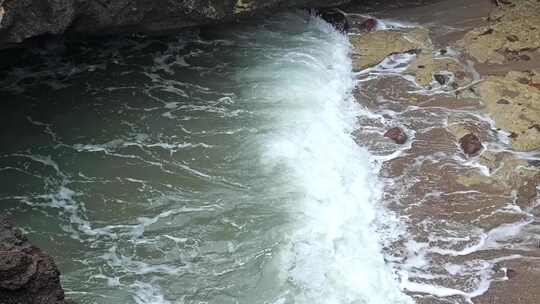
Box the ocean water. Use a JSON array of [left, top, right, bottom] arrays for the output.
[[0, 13, 410, 304]]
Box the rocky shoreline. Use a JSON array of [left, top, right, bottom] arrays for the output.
[[345, 0, 540, 302], [0, 218, 70, 304], [0, 0, 349, 49], [0, 0, 539, 303]]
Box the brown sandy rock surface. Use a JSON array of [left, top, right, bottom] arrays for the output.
[[478, 71, 540, 151], [457, 0, 540, 64], [350, 27, 431, 70]]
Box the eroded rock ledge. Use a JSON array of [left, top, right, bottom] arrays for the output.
[[0, 218, 70, 304], [0, 0, 349, 49]]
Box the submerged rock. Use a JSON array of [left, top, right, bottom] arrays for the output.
[[384, 127, 408, 144], [459, 133, 483, 156], [0, 0, 350, 49], [0, 218, 69, 304]]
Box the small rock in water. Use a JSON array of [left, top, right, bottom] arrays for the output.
[[459, 133, 483, 156], [359, 18, 377, 32], [318, 9, 349, 32], [434, 73, 450, 85], [506, 268, 517, 279], [384, 127, 408, 144]]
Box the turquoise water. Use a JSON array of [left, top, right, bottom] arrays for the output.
[[0, 13, 410, 304]]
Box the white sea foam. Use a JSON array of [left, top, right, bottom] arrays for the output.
[[248, 14, 412, 304]]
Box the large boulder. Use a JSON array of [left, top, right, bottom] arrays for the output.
[[0, 0, 350, 49], [0, 218, 69, 304]]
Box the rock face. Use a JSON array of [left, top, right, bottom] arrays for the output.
[[0, 218, 69, 304], [0, 0, 349, 49]]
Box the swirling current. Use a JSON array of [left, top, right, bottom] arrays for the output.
[[0, 13, 410, 304]]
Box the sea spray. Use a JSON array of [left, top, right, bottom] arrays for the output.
[[0, 11, 412, 304], [238, 13, 413, 304]]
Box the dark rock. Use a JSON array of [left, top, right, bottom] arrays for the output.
[[529, 160, 540, 167], [479, 28, 494, 36], [517, 77, 530, 84], [434, 73, 450, 85], [358, 18, 377, 32], [0, 0, 350, 49], [384, 127, 408, 144], [506, 35, 519, 42], [530, 124, 540, 132], [0, 218, 69, 304], [459, 133, 483, 156], [318, 8, 349, 32], [506, 268, 517, 279], [497, 98, 510, 104]]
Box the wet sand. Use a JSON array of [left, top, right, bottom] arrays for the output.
[[344, 0, 540, 303]]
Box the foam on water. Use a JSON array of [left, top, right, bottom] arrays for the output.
[[1, 12, 417, 304], [240, 14, 412, 304]]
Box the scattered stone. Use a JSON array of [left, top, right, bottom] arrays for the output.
[[0, 218, 70, 304], [358, 18, 377, 32], [384, 127, 408, 144], [459, 133, 483, 156], [434, 73, 450, 85], [318, 9, 349, 32], [405, 54, 466, 88], [506, 268, 517, 279]]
